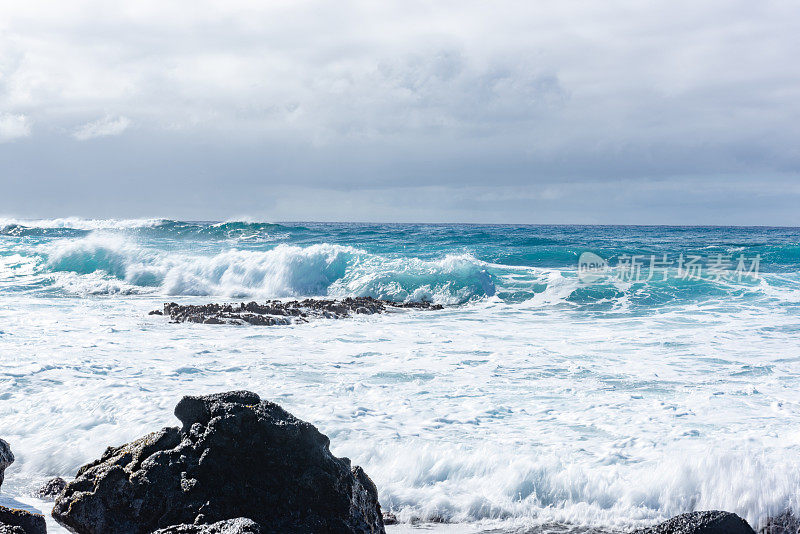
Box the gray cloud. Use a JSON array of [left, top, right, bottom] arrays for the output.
[[1, 0, 798, 223]]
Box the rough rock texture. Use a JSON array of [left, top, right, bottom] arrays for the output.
[[36, 477, 66, 501], [52, 391, 385, 534], [759, 511, 800, 534], [636, 511, 756, 534], [0, 525, 25, 534], [381, 513, 397, 526], [0, 506, 47, 534], [151, 518, 262, 533], [154, 297, 443, 326], [0, 439, 13, 489]]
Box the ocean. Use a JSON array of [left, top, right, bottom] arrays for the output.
[[0, 219, 798, 533]]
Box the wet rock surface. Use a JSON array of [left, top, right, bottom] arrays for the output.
[[635, 511, 756, 534], [52, 391, 385, 534], [35, 477, 66, 501], [0, 439, 13, 490], [759, 510, 800, 534], [153, 297, 443, 325], [0, 506, 46, 534], [151, 518, 262, 534]]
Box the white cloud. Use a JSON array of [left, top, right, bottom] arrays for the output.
[[0, 113, 31, 142], [72, 115, 131, 140]]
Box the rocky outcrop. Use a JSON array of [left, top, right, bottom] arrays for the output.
[[151, 518, 262, 533], [52, 391, 385, 534], [0, 439, 13, 489], [35, 478, 66, 501], [759, 510, 800, 534], [0, 506, 46, 534], [153, 297, 442, 325], [635, 511, 756, 534]]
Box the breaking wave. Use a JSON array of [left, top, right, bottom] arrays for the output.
[[37, 236, 496, 303]]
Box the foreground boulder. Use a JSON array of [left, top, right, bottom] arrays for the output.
[[0, 506, 46, 534], [636, 511, 756, 534], [0, 439, 13, 489], [52, 391, 385, 534]]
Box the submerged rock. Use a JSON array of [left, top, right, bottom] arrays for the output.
[[0, 439, 13, 489], [0, 506, 46, 534], [35, 478, 66, 501], [156, 297, 443, 326], [636, 511, 756, 534], [52, 391, 385, 534], [151, 518, 262, 533]]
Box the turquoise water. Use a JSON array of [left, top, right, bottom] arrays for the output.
[[1, 219, 799, 533], [2, 219, 798, 307]]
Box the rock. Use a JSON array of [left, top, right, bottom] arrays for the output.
[[0, 525, 26, 534], [53, 391, 385, 534], [0, 506, 46, 534], [759, 510, 800, 534], [0, 439, 13, 489], [381, 512, 398, 525], [35, 478, 66, 501], [151, 518, 262, 533], [155, 297, 443, 326], [636, 511, 756, 534]]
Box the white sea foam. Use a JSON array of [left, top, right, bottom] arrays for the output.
[[1, 292, 799, 533]]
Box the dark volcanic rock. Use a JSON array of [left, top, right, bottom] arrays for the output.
[[381, 512, 398, 526], [0, 525, 25, 534], [0, 439, 13, 489], [35, 477, 66, 501], [635, 511, 756, 534], [759, 510, 800, 534], [0, 506, 46, 534], [156, 296, 443, 326], [151, 518, 262, 533], [52, 391, 385, 534]]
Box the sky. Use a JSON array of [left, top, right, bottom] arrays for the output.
[[1, 0, 799, 224]]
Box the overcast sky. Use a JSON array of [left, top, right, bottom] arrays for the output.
[[1, 0, 799, 224]]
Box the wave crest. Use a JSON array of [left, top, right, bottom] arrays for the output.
[[40, 236, 495, 303]]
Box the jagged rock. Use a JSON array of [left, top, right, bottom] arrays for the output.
[[381, 512, 398, 525], [635, 511, 756, 534], [151, 518, 262, 533], [35, 478, 66, 501], [53, 391, 385, 534], [156, 297, 443, 326], [0, 439, 13, 489], [759, 510, 800, 534], [0, 506, 46, 534], [0, 525, 25, 534]]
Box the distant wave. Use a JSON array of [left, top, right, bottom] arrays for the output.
[[0, 218, 304, 240], [0, 217, 166, 233]]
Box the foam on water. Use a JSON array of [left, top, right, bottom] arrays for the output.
[[1, 221, 799, 532]]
